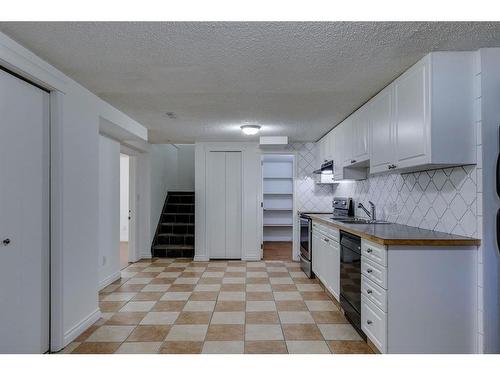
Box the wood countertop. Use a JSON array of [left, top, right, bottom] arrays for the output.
[[304, 213, 481, 246]]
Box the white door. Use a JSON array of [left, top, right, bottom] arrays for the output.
[[206, 151, 242, 259], [0, 69, 50, 353], [207, 152, 226, 258], [370, 86, 395, 173], [225, 152, 242, 259]]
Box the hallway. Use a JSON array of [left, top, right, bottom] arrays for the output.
[[63, 258, 372, 354]]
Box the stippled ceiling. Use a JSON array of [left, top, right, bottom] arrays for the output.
[[1, 22, 500, 143]]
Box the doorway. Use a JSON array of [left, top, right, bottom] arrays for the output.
[[119, 154, 130, 269], [0, 67, 50, 353], [261, 154, 295, 261]]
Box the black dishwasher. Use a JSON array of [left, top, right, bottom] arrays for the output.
[[339, 231, 366, 339]]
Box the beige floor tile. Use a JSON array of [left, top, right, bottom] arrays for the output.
[[160, 292, 192, 301], [220, 284, 246, 291], [125, 277, 153, 285], [190, 291, 219, 301], [173, 277, 199, 285], [245, 311, 280, 324], [102, 292, 137, 302], [206, 324, 245, 341], [296, 284, 324, 292], [286, 340, 331, 354], [115, 342, 162, 354], [71, 342, 120, 354], [211, 312, 245, 324], [272, 284, 298, 291], [282, 324, 323, 340], [194, 284, 221, 292], [305, 300, 336, 311], [140, 312, 179, 325], [246, 284, 272, 292], [167, 284, 196, 292], [158, 272, 182, 278], [276, 300, 308, 311], [327, 340, 374, 354], [311, 311, 348, 324], [165, 325, 208, 341], [183, 300, 216, 312], [198, 277, 223, 285], [202, 341, 244, 354], [245, 324, 284, 341], [115, 284, 146, 292], [132, 292, 164, 301], [222, 277, 246, 284], [86, 325, 135, 342], [225, 272, 246, 277], [246, 271, 268, 278], [273, 291, 303, 301], [159, 340, 204, 354], [246, 300, 277, 312], [143, 267, 166, 273], [301, 291, 330, 300], [278, 311, 315, 324], [105, 312, 147, 325], [246, 292, 274, 301], [119, 301, 156, 312], [244, 340, 288, 354], [318, 324, 363, 341], [219, 292, 246, 301], [99, 301, 127, 313], [152, 301, 186, 312], [215, 301, 246, 312], [127, 325, 171, 341], [269, 277, 294, 285], [246, 277, 270, 284], [175, 312, 212, 324], [142, 284, 171, 292], [100, 284, 120, 293]]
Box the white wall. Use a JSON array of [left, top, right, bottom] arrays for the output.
[[150, 144, 179, 242], [195, 142, 262, 261], [477, 48, 500, 353], [0, 32, 149, 350], [120, 155, 129, 242], [176, 144, 195, 191], [98, 136, 121, 289]]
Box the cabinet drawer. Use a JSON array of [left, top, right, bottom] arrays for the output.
[[361, 275, 387, 312], [361, 257, 387, 289], [326, 227, 339, 242], [361, 239, 387, 266], [361, 295, 387, 353]]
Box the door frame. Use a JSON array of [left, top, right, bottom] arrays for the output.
[[259, 150, 299, 261]]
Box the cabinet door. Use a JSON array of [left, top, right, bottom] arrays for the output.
[[225, 152, 242, 259], [207, 152, 227, 258], [329, 240, 340, 299], [311, 233, 321, 276], [394, 59, 429, 167], [370, 86, 395, 173], [353, 106, 370, 162], [333, 125, 344, 180], [341, 117, 353, 167], [325, 131, 334, 161]]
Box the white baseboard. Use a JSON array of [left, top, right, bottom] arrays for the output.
[[98, 271, 121, 291], [140, 252, 152, 259], [194, 255, 209, 262], [242, 255, 261, 261], [63, 308, 101, 347]]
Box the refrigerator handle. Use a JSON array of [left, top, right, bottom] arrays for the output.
[[497, 209, 500, 254]]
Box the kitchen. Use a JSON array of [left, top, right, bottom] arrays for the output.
[[195, 51, 484, 354]]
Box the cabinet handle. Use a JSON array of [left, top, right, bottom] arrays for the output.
[[366, 248, 373, 253], [324, 238, 329, 243], [366, 289, 373, 294], [367, 269, 373, 273], [367, 320, 373, 325], [387, 164, 397, 170], [351, 159, 356, 164]]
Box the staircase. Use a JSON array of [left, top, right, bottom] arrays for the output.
[[151, 191, 195, 258]]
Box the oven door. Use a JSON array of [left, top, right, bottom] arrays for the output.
[[299, 216, 311, 260], [340, 236, 362, 314]]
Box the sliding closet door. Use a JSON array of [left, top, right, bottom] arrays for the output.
[[0, 69, 50, 353], [207, 152, 226, 258], [225, 152, 242, 259]]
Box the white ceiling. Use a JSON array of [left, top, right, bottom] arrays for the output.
[[1, 22, 500, 143]]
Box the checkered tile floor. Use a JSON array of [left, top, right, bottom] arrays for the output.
[[61, 258, 373, 354]]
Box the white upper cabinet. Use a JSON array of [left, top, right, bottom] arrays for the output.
[[316, 51, 475, 178], [370, 86, 395, 173], [393, 56, 429, 169]]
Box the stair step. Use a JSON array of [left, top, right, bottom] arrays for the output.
[[161, 222, 194, 226], [153, 244, 194, 250], [158, 233, 194, 237], [163, 212, 194, 215]]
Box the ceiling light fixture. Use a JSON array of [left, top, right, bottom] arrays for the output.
[[240, 125, 261, 135]]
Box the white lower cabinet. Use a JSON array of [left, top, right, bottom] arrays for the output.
[[361, 295, 387, 353], [311, 222, 340, 301]]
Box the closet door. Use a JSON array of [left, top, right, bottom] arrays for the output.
[[225, 152, 242, 259], [206, 152, 226, 258], [0, 69, 50, 353]]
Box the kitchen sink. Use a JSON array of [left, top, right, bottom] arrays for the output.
[[332, 217, 390, 224]]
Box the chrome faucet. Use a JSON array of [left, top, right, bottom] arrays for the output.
[[358, 201, 376, 220]]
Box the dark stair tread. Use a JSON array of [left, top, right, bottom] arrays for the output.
[[153, 244, 194, 250], [161, 222, 194, 226], [163, 212, 194, 215], [158, 233, 194, 237]]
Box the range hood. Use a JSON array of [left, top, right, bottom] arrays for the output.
[[313, 160, 334, 175]]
